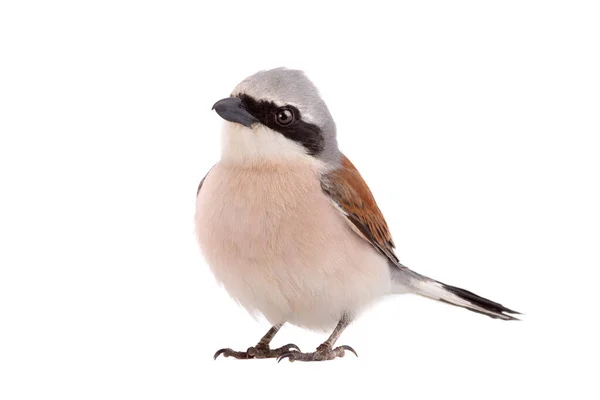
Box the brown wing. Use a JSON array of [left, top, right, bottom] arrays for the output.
[[196, 165, 215, 196], [321, 155, 401, 266]]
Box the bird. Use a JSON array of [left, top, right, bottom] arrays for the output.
[[195, 67, 520, 363]]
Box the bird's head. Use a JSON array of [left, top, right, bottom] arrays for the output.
[[212, 68, 340, 167]]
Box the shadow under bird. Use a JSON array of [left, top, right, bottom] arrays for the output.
[[195, 67, 520, 362]]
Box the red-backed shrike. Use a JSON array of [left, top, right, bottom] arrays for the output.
[[195, 68, 519, 362]]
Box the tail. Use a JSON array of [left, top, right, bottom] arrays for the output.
[[391, 266, 520, 320]]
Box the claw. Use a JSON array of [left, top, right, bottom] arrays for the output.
[[276, 352, 295, 363], [340, 345, 358, 357], [213, 348, 230, 360], [283, 343, 300, 352]]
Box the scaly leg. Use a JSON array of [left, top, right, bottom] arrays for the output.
[[277, 316, 358, 362], [214, 323, 300, 360]]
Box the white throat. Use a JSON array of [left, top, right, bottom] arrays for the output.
[[220, 122, 325, 169]]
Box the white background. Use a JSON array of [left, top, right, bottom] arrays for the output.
[[1, 1, 599, 399]]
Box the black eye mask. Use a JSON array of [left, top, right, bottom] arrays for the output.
[[238, 94, 324, 156]]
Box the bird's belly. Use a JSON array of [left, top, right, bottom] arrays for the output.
[[195, 164, 391, 330]]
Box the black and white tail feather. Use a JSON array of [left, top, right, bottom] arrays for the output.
[[390, 263, 520, 321]]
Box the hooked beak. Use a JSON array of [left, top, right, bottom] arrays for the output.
[[212, 97, 259, 128]]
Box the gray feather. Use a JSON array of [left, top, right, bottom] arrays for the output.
[[232, 67, 341, 166]]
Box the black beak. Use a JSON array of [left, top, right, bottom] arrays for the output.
[[212, 97, 258, 128]]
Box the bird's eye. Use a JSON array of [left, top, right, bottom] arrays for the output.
[[275, 107, 295, 126]]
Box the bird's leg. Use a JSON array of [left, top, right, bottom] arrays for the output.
[[213, 323, 300, 360], [277, 316, 358, 362]]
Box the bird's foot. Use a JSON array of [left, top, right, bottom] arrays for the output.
[[214, 343, 300, 360], [277, 343, 358, 363]]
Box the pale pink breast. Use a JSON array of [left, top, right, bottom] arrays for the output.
[[195, 163, 391, 329]]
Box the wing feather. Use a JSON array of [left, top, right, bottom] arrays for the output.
[[196, 165, 215, 196], [321, 155, 403, 267]]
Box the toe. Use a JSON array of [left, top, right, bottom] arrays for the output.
[[276, 352, 296, 363], [246, 347, 258, 357], [213, 348, 231, 360]]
